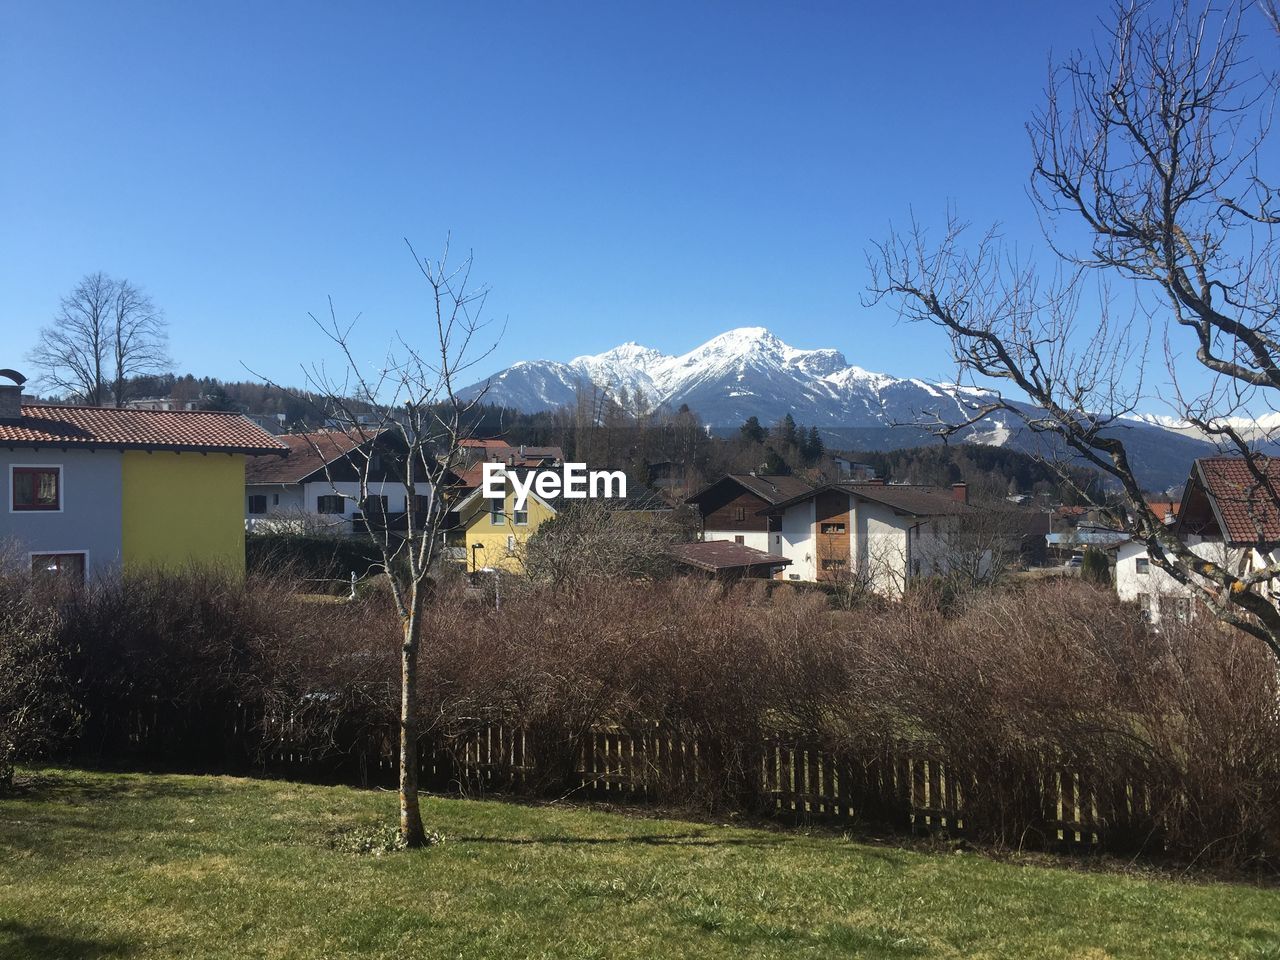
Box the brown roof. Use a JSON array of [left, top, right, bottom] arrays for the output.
[[668, 540, 792, 572], [1188, 457, 1280, 544], [686, 474, 814, 508], [1, 405, 289, 456], [764, 481, 971, 517], [245, 430, 368, 483], [841, 482, 971, 517]]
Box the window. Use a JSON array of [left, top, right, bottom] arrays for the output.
[[12, 466, 61, 511], [821, 558, 847, 570], [1135, 557, 1150, 575], [788, 573, 801, 581], [489, 499, 506, 525], [31, 552, 85, 583], [506, 535, 516, 553], [820, 522, 846, 534], [414, 495, 432, 515], [514, 509, 529, 526], [362, 495, 388, 514], [247, 495, 267, 515], [272, 493, 279, 506], [1136, 593, 1151, 621], [734, 535, 745, 545], [317, 495, 345, 515], [733, 505, 746, 521], [1174, 597, 1192, 623]]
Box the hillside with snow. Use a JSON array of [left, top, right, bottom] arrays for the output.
[[460, 327, 1233, 489]]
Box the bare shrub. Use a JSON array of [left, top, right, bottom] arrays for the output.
[[0, 581, 80, 789]]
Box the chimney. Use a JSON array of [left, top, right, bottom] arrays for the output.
[[952, 482, 969, 504], [0, 369, 26, 422]]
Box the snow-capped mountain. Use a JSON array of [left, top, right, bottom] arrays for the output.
[[466, 327, 993, 426], [460, 327, 1220, 489]]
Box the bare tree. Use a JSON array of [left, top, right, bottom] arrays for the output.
[[29, 272, 170, 406], [111, 280, 170, 406], [30, 272, 116, 404], [268, 240, 496, 846], [868, 1, 1280, 658], [522, 498, 679, 587]]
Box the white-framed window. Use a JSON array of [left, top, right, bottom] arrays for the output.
[[1136, 557, 1150, 574], [10, 464, 63, 513], [506, 535, 516, 553], [489, 499, 506, 525], [514, 509, 529, 526], [30, 551, 87, 583]]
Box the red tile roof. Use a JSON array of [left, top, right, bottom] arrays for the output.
[[1192, 456, 1280, 544], [245, 430, 367, 483], [668, 540, 791, 572], [1, 405, 289, 456]]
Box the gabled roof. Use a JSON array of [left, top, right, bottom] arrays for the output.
[[0, 405, 289, 456], [764, 481, 971, 517], [1180, 456, 1280, 545], [245, 430, 371, 484], [686, 474, 814, 507], [668, 540, 791, 572], [845, 482, 971, 517]]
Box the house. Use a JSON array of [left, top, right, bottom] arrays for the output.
[[244, 429, 437, 535], [830, 456, 876, 481], [123, 397, 201, 411], [450, 440, 565, 497], [0, 370, 287, 580], [759, 480, 977, 596], [450, 466, 670, 573], [684, 474, 815, 553], [451, 468, 559, 573], [1115, 457, 1280, 624], [668, 540, 791, 580]]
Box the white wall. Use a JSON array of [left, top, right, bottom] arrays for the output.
[[859, 501, 911, 597], [1113, 536, 1278, 623], [703, 529, 771, 554], [778, 499, 817, 581]]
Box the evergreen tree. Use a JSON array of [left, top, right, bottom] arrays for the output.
[[761, 447, 791, 475], [740, 416, 767, 444], [1081, 546, 1111, 586], [804, 425, 824, 463]]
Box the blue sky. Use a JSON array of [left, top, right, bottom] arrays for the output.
[[2, 1, 1272, 399]]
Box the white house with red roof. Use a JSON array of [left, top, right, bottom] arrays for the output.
[[1115, 457, 1280, 624]]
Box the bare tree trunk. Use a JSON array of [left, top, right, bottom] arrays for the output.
[[399, 615, 426, 847]]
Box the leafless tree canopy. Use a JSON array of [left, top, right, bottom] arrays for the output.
[[28, 272, 170, 406], [868, 1, 1280, 657], [263, 239, 498, 846], [521, 499, 680, 588]]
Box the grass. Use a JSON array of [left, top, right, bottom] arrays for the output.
[[1, 768, 1278, 959]]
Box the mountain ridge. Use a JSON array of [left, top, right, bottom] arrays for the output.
[[460, 327, 1223, 490]]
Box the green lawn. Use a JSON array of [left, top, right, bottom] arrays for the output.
[[1, 769, 1277, 959]]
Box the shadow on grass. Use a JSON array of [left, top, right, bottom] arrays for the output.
[[457, 832, 904, 861], [0, 920, 135, 960]]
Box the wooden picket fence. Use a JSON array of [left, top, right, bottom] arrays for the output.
[[76, 704, 1155, 852]]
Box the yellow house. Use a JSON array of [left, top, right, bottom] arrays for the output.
[[0, 373, 288, 581], [452, 483, 557, 574]]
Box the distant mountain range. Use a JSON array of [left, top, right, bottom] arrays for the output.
[[459, 327, 1243, 491]]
